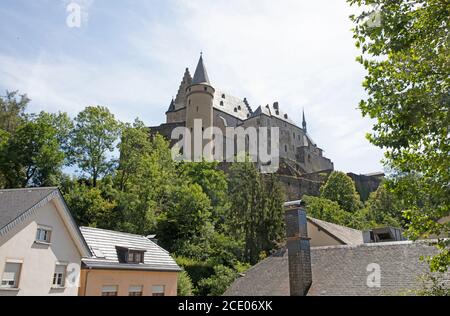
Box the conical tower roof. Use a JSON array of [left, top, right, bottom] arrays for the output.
[[192, 54, 210, 85]]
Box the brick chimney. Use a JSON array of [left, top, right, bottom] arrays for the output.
[[284, 200, 312, 296]]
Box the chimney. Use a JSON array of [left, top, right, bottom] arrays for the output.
[[284, 200, 312, 296]]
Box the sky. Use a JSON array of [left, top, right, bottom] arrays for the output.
[[0, 0, 386, 174]]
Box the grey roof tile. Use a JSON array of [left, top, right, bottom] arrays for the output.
[[0, 187, 57, 229], [225, 241, 448, 296], [80, 226, 181, 272]]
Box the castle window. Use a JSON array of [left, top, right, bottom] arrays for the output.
[[220, 101, 224, 106], [293, 132, 295, 139], [188, 99, 191, 105], [222, 94, 226, 99], [234, 108, 237, 112], [204, 87, 208, 91], [196, 106, 199, 112], [285, 145, 287, 152], [238, 106, 241, 110]]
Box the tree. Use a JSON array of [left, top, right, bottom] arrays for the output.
[[303, 195, 355, 227], [71, 106, 120, 187], [115, 126, 181, 235], [63, 178, 118, 229], [157, 183, 213, 254], [196, 265, 237, 296], [181, 161, 229, 229], [0, 90, 29, 134], [228, 161, 285, 264], [348, 0, 449, 271], [320, 171, 362, 212], [0, 112, 72, 188], [365, 184, 403, 227], [177, 271, 194, 296]]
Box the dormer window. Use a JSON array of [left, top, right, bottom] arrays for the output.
[[127, 250, 144, 264], [116, 247, 145, 264]]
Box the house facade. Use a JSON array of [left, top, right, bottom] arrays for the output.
[[79, 227, 181, 296], [0, 188, 91, 296]]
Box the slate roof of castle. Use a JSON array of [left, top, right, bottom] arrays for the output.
[[80, 226, 181, 272], [250, 104, 296, 125], [225, 240, 448, 296], [192, 55, 210, 85], [307, 217, 364, 245], [213, 90, 251, 121]]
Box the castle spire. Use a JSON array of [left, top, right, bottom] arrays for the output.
[[192, 53, 210, 85], [302, 109, 307, 133]]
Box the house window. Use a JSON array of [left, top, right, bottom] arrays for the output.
[[152, 285, 165, 297], [102, 285, 118, 296], [36, 226, 51, 243], [52, 264, 66, 288], [127, 251, 144, 264], [1, 262, 22, 289], [129, 285, 143, 296]]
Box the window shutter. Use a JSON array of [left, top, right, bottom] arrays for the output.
[[152, 285, 165, 294], [129, 285, 143, 293], [3, 263, 20, 281], [55, 265, 66, 275], [102, 285, 118, 293]]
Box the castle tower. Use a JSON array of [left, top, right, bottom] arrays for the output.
[[186, 54, 215, 161]]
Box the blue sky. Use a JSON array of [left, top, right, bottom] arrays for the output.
[[0, 0, 385, 174]]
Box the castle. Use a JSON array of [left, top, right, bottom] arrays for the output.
[[150, 55, 334, 199]]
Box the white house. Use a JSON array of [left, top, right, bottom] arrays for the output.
[[0, 188, 91, 296]]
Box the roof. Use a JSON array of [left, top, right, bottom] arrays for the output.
[[225, 240, 447, 296], [250, 104, 296, 125], [0, 187, 57, 230], [80, 226, 181, 272], [308, 217, 364, 245], [0, 187, 91, 257], [192, 55, 210, 85], [213, 90, 251, 121]]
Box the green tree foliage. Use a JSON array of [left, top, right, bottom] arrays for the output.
[[181, 161, 229, 229], [348, 0, 449, 271], [303, 195, 354, 226], [196, 265, 238, 296], [115, 124, 180, 235], [365, 184, 403, 227], [0, 90, 28, 133], [0, 112, 72, 188], [228, 161, 285, 264], [177, 271, 194, 296], [320, 171, 362, 212], [63, 178, 118, 229], [71, 106, 120, 187], [157, 183, 213, 254]]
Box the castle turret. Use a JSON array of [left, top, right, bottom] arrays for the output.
[[302, 110, 307, 134], [186, 54, 215, 161]]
